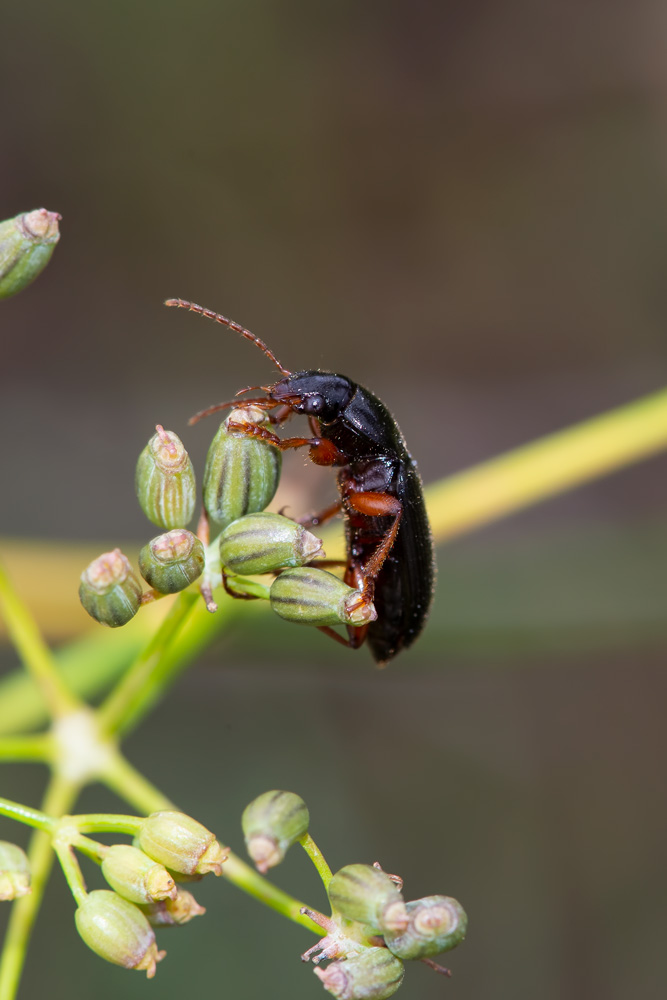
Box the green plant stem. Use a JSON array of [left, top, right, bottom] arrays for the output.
[[101, 751, 176, 814], [97, 591, 198, 737], [72, 814, 143, 836], [0, 735, 51, 762], [221, 851, 320, 933], [0, 560, 78, 719], [51, 843, 87, 907], [0, 797, 54, 832], [426, 386, 667, 542], [299, 833, 333, 890], [0, 775, 80, 1000]]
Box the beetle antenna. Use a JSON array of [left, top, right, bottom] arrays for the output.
[[165, 298, 292, 376]]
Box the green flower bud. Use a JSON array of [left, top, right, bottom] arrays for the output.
[[140, 888, 206, 927], [270, 568, 377, 627], [314, 947, 404, 1000], [219, 512, 323, 577], [79, 549, 143, 627], [241, 790, 309, 873], [202, 406, 281, 529], [138, 811, 226, 877], [138, 529, 205, 593], [328, 865, 408, 935], [383, 895, 467, 960], [0, 842, 31, 900], [0, 208, 60, 300], [135, 426, 196, 529], [101, 845, 177, 905], [75, 890, 165, 977]]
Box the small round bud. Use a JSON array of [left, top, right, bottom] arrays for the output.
[[0, 842, 31, 900], [138, 529, 205, 593], [219, 512, 323, 577], [138, 811, 226, 877], [202, 407, 282, 529], [328, 865, 408, 936], [270, 568, 377, 627], [74, 890, 165, 977], [135, 427, 196, 529], [314, 947, 404, 1000], [79, 549, 142, 627], [0, 208, 60, 300], [140, 888, 206, 926], [241, 790, 309, 873], [383, 895, 467, 960], [101, 845, 177, 905]]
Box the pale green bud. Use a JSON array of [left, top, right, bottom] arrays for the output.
[[138, 811, 226, 877], [270, 568, 377, 627], [79, 549, 143, 627], [328, 865, 408, 935], [0, 842, 31, 900], [203, 406, 281, 528], [101, 844, 177, 905], [138, 529, 205, 593], [135, 426, 196, 529], [383, 895, 467, 960], [241, 790, 309, 873], [0, 208, 60, 300], [219, 512, 323, 576], [75, 890, 165, 977], [140, 888, 206, 926], [314, 947, 404, 1000]]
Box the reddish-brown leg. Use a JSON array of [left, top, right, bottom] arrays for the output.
[[297, 499, 344, 529]]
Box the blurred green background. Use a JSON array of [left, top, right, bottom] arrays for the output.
[[1, 1, 667, 998]]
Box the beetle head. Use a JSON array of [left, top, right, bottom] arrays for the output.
[[271, 371, 354, 424]]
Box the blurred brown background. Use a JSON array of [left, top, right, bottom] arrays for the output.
[[1, 2, 667, 998]]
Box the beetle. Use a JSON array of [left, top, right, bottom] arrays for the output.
[[165, 298, 435, 664]]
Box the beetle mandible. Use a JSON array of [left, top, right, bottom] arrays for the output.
[[165, 298, 435, 665]]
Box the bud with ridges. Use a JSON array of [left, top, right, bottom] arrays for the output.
[[75, 890, 165, 977], [138, 811, 226, 877], [101, 844, 177, 905], [0, 842, 31, 900], [203, 406, 281, 529], [314, 947, 404, 1000], [328, 865, 408, 936], [383, 895, 467, 960], [79, 549, 143, 627], [242, 790, 309, 873], [136, 426, 196, 529], [0, 208, 60, 300], [139, 529, 205, 593], [140, 888, 206, 926], [270, 568, 377, 627], [220, 512, 323, 577]]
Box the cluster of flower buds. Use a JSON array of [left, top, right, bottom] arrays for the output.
[[0, 841, 31, 900], [240, 791, 467, 999], [79, 408, 378, 632], [0, 208, 60, 300], [72, 810, 225, 977]]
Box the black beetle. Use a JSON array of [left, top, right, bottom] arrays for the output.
[[165, 298, 435, 665]]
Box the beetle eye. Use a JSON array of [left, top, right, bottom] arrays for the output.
[[304, 394, 325, 415]]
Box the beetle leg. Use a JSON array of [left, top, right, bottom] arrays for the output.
[[316, 623, 369, 649], [297, 499, 344, 528], [344, 491, 403, 604], [227, 421, 347, 466]]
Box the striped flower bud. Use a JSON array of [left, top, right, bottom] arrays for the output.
[[101, 845, 177, 905], [202, 406, 281, 529], [79, 549, 143, 627], [328, 865, 408, 936], [314, 947, 404, 1000], [241, 790, 309, 873], [219, 512, 323, 577], [135, 427, 196, 529], [270, 568, 377, 627], [140, 888, 206, 927], [0, 842, 31, 900], [138, 811, 226, 877], [138, 529, 205, 593], [0, 208, 60, 300], [74, 890, 165, 977], [383, 895, 467, 960]]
